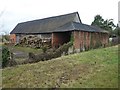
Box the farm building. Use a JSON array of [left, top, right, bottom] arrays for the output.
[[10, 12, 109, 52]]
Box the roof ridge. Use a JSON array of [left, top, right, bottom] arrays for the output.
[[18, 12, 79, 24]]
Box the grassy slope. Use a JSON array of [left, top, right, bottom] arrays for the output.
[[4, 45, 42, 54], [2, 45, 119, 88]]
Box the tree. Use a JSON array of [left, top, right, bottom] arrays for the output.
[[0, 11, 11, 68], [91, 15, 116, 37], [91, 15, 104, 27], [113, 24, 120, 36], [103, 19, 116, 35], [2, 46, 10, 67]]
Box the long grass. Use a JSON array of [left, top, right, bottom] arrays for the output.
[[2, 45, 119, 88]]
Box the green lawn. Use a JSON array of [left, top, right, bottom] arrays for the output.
[[5, 45, 42, 54], [2, 45, 119, 88]]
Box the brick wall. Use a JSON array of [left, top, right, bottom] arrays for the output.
[[52, 32, 71, 48], [73, 31, 109, 52], [74, 31, 90, 52], [73, 31, 80, 49]]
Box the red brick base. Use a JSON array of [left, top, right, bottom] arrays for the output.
[[73, 31, 109, 52]]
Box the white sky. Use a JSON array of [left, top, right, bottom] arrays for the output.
[[0, 0, 119, 34]]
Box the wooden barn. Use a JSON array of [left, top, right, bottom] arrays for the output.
[[10, 12, 109, 52]]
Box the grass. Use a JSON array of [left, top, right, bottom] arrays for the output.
[[5, 45, 42, 54], [1, 44, 43, 65], [0, 44, 1, 89], [2, 45, 119, 88]]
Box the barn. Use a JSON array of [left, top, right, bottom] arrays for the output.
[[10, 12, 109, 52]]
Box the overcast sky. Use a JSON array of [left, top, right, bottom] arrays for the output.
[[0, 0, 119, 34]]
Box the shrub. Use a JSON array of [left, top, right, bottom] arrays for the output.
[[28, 52, 36, 60], [2, 46, 10, 67], [24, 42, 73, 64], [52, 42, 73, 58], [42, 45, 48, 53], [7, 53, 17, 67]]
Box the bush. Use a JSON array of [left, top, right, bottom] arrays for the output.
[[25, 42, 73, 64], [2, 35, 10, 42], [7, 53, 17, 67], [2, 46, 10, 67], [29, 52, 36, 60], [42, 45, 48, 53]]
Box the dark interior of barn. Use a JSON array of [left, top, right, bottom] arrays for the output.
[[52, 31, 72, 48]]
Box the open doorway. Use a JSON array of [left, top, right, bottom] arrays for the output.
[[52, 31, 71, 48]]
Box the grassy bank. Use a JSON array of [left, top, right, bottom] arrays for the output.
[[2, 45, 119, 88], [4, 45, 42, 54]]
